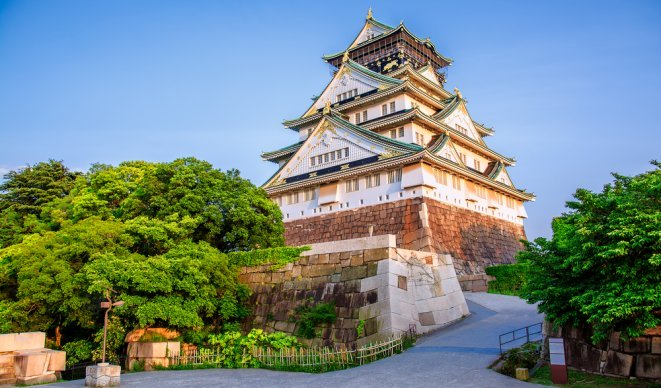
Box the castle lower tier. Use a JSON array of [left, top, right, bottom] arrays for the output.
[[283, 197, 526, 290]]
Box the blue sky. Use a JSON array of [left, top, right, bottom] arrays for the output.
[[1, 0, 660, 239]]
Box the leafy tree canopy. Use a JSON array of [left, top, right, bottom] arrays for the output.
[[0, 157, 291, 349], [518, 161, 661, 342]]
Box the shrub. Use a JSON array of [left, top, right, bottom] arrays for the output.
[[205, 329, 301, 368], [62, 340, 95, 367], [294, 303, 337, 339], [499, 342, 540, 377], [485, 263, 529, 296]]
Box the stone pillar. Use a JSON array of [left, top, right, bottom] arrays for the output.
[[85, 363, 120, 387]]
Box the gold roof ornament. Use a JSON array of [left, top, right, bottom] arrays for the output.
[[342, 51, 349, 62], [367, 7, 373, 20], [454, 87, 463, 99], [323, 100, 331, 115]]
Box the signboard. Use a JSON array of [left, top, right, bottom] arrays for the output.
[[549, 337, 568, 384]]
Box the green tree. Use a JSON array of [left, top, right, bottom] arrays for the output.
[[0, 160, 81, 247], [0, 157, 289, 352], [519, 162, 661, 342]]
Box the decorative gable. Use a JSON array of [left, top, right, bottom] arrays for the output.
[[304, 61, 399, 116], [435, 139, 461, 165], [353, 21, 389, 46], [418, 66, 441, 86], [441, 105, 482, 142], [265, 116, 416, 187]]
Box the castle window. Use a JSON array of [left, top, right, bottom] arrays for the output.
[[506, 197, 516, 209], [398, 127, 404, 137], [415, 132, 425, 146], [476, 185, 487, 199], [310, 157, 316, 167], [390, 101, 396, 113], [459, 152, 467, 164], [451, 175, 462, 190], [382, 104, 388, 115], [456, 124, 468, 136], [344, 148, 349, 158], [337, 94, 342, 103], [387, 168, 402, 184], [434, 169, 448, 185], [346, 178, 360, 192], [304, 188, 317, 201], [474, 160, 481, 171], [324, 154, 329, 163], [355, 113, 361, 124], [362, 110, 368, 122], [365, 173, 381, 188], [286, 192, 299, 205], [390, 129, 396, 139]]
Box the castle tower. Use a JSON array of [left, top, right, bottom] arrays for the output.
[[261, 11, 535, 289]]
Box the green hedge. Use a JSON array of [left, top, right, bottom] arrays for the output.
[[485, 263, 529, 296]]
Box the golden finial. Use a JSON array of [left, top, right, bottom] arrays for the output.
[[323, 100, 331, 115], [454, 87, 462, 99], [367, 7, 373, 20], [342, 51, 349, 62]]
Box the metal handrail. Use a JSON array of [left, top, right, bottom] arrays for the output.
[[498, 322, 543, 354]]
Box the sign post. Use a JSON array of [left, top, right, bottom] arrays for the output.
[[549, 337, 568, 384]]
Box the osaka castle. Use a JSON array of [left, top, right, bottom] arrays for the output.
[[261, 10, 535, 288]]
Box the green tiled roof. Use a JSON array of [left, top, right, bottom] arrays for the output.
[[261, 141, 304, 161]]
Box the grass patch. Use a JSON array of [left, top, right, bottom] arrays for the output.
[[530, 365, 661, 387]]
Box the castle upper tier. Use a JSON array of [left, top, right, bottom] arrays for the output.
[[261, 11, 534, 280]]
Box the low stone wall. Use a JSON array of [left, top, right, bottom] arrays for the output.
[[239, 235, 469, 347], [283, 197, 526, 286], [549, 324, 661, 380], [0, 332, 66, 386]]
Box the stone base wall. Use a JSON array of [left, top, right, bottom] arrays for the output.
[[549, 324, 661, 380], [239, 235, 469, 347], [284, 197, 526, 281]]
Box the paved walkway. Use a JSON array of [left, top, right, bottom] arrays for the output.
[[50, 293, 543, 387]]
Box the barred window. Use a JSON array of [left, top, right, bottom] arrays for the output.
[[387, 169, 402, 184], [365, 173, 381, 188], [345, 178, 360, 192]]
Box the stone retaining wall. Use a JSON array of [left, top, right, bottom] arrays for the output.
[[239, 235, 469, 347], [284, 197, 526, 289], [549, 324, 661, 380]]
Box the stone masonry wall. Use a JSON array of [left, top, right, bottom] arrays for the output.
[[284, 197, 526, 291], [549, 324, 661, 380], [239, 235, 469, 347]]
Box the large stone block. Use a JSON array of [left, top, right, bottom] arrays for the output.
[[603, 350, 633, 377], [46, 349, 66, 371], [13, 332, 45, 351], [634, 354, 661, 379], [622, 337, 650, 353], [652, 337, 661, 354], [341, 266, 367, 281], [0, 334, 16, 353], [14, 351, 48, 378]]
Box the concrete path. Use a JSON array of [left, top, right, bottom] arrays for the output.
[[50, 292, 543, 387]]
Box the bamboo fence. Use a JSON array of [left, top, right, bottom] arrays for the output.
[[167, 335, 405, 370]]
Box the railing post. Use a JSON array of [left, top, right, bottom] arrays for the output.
[[526, 326, 530, 344]]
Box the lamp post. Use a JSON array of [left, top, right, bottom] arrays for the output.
[[100, 290, 124, 364]]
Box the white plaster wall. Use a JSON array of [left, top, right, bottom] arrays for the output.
[[355, 243, 470, 339], [277, 165, 525, 225]]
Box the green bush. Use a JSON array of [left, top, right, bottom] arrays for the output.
[[205, 329, 301, 368], [62, 340, 95, 367], [499, 342, 540, 377], [294, 302, 337, 339], [485, 263, 529, 296]]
